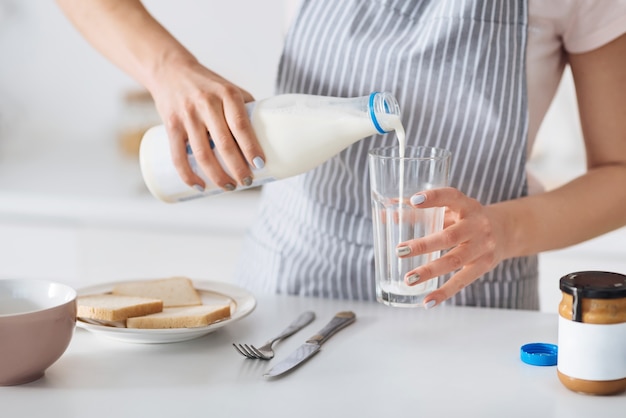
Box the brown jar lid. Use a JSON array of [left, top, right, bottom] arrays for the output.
[[560, 271, 626, 299]]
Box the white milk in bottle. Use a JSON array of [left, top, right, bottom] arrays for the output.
[[140, 92, 401, 203]]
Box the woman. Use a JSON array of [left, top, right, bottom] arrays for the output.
[[56, 0, 626, 309]]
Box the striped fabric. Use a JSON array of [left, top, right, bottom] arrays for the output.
[[234, 0, 539, 310]]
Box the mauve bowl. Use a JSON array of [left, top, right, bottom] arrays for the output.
[[0, 279, 77, 386]]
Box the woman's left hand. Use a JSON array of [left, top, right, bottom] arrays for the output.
[[396, 187, 511, 308]]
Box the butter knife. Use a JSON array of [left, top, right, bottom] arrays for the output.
[[263, 311, 356, 378]]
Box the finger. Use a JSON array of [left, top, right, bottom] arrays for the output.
[[166, 122, 205, 189], [411, 187, 476, 213], [186, 115, 237, 192], [403, 242, 479, 286], [200, 98, 254, 187], [421, 262, 491, 308], [396, 220, 470, 257], [222, 95, 265, 170]]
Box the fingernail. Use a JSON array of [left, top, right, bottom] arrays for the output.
[[193, 184, 204, 192], [224, 183, 236, 191], [424, 300, 437, 309], [242, 176, 253, 187], [253, 156, 265, 169], [406, 273, 420, 285], [410, 194, 426, 205], [396, 246, 411, 257]]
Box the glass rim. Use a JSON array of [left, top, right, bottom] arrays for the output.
[[368, 145, 451, 161]]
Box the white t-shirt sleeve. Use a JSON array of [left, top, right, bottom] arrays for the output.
[[559, 0, 626, 53]]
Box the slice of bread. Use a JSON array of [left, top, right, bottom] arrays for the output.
[[112, 277, 202, 307], [77, 294, 163, 322], [126, 304, 231, 329]]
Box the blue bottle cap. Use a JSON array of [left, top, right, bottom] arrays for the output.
[[520, 343, 558, 366]]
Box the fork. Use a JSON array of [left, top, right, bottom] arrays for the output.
[[233, 311, 315, 360]]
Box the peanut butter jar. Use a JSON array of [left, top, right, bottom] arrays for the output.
[[557, 271, 626, 395]]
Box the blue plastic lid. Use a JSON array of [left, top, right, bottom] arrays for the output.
[[520, 343, 558, 366], [368, 92, 400, 134]]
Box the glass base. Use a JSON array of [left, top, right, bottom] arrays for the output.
[[376, 278, 437, 308], [377, 291, 427, 308]]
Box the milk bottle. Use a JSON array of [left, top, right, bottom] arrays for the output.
[[139, 92, 401, 203]]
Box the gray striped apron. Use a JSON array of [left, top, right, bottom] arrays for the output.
[[234, 0, 538, 310]]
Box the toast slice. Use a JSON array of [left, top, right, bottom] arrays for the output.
[[112, 277, 202, 307], [77, 294, 163, 322], [126, 304, 231, 329]]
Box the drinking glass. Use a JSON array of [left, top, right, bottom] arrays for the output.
[[369, 146, 451, 307]]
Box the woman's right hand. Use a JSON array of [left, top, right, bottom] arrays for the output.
[[148, 56, 265, 192], [56, 0, 265, 192]]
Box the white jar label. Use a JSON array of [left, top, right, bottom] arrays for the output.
[[557, 316, 626, 381]]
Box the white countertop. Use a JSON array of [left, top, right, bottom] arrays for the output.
[[1, 293, 624, 418]]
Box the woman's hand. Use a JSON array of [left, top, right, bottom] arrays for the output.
[[148, 58, 265, 192], [395, 187, 512, 308], [56, 0, 266, 193]]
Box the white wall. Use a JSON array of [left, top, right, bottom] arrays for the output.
[[0, 0, 286, 145]]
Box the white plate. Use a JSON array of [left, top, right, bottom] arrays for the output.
[[76, 279, 256, 344]]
